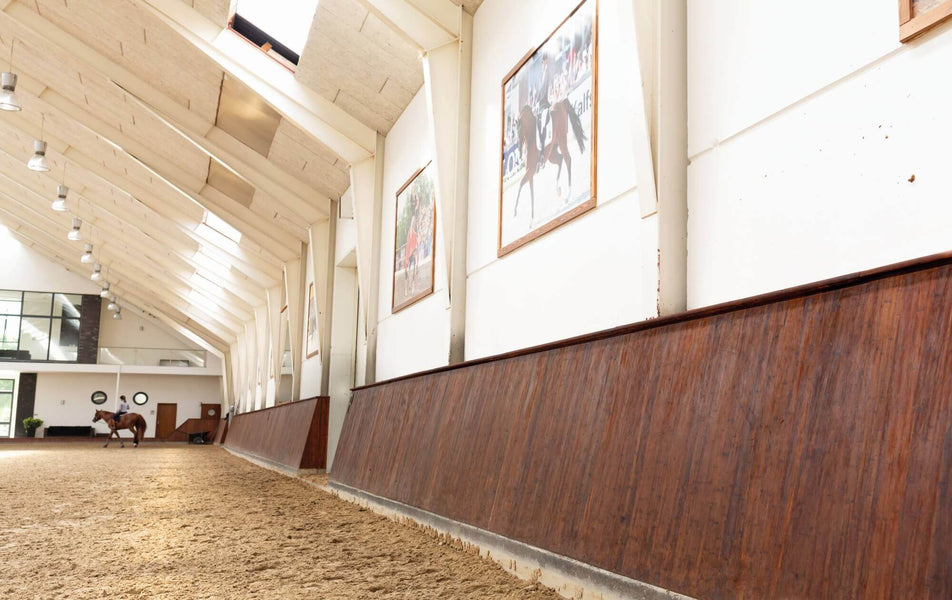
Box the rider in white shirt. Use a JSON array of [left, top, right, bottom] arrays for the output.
[[112, 395, 130, 427]]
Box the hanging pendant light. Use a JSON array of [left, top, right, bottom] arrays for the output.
[[99, 282, 111, 298], [0, 42, 21, 112], [112, 306, 122, 320], [28, 114, 51, 172], [90, 263, 102, 281], [67, 217, 82, 241], [80, 243, 94, 264], [107, 297, 118, 312], [51, 184, 68, 212]]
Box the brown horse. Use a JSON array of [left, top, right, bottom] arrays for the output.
[[513, 99, 588, 220], [92, 410, 147, 448], [513, 104, 541, 219], [541, 98, 587, 203]]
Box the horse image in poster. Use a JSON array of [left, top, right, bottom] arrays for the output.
[[500, 0, 597, 256], [392, 163, 436, 313]]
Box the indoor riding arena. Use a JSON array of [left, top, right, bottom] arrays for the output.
[[2, 0, 951, 599]]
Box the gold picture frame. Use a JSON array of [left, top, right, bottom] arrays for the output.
[[392, 162, 437, 313], [498, 0, 598, 257]]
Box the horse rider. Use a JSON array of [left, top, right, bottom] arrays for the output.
[[112, 395, 130, 429], [536, 52, 558, 151]]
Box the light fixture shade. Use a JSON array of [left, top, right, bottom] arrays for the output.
[[90, 263, 102, 281], [51, 184, 68, 211], [99, 283, 110, 298], [80, 243, 93, 264], [28, 140, 51, 172], [112, 309, 122, 320], [107, 299, 118, 311], [0, 72, 20, 111], [67, 217, 82, 241]]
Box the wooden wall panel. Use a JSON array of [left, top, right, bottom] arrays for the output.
[[225, 397, 330, 471], [330, 255, 952, 599]]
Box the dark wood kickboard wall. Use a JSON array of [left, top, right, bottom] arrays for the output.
[[225, 397, 329, 470], [331, 257, 952, 600]]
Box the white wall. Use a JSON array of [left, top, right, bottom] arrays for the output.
[[0, 227, 100, 295], [32, 372, 220, 436], [375, 90, 451, 381], [465, 0, 650, 360], [687, 0, 952, 306]]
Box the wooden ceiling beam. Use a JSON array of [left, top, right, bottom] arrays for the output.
[[0, 200, 256, 327], [116, 83, 331, 220], [357, 0, 460, 50], [0, 217, 241, 345], [133, 0, 377, 163]]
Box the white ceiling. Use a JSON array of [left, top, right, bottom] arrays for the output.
[[0, 0, 481, 352]]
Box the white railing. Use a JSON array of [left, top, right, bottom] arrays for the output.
[[98, 347, 207, 368]]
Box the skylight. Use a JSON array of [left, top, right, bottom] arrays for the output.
[[200, 211, 241, 245], [232, 0, 320, 66]]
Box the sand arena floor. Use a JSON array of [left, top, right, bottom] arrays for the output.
[[0, 443, 561, 600]]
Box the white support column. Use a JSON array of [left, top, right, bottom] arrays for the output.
[[655, 0, 688, 315], [266, 285, 283, 407], [221, 350, 233, 413], [350, 134, 386, 385], [422, 7, 472, 364], [284, 257, 306, 402], [232, 338, 246, 413], [309, 210, 337, 396], [252, 305, 269, 410], [242, 321, 257, 411]]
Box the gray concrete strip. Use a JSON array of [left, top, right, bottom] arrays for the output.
[[327, 481, 698, 600]]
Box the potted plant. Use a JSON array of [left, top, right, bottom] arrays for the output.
[[22, 417, 43, 438]]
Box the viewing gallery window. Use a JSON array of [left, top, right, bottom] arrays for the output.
[[0, 379, 12, 437], [0, 290, 83, 362], [900, 0, 952, 41]]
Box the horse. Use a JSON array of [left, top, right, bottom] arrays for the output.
[[92, 410, 147, 448], [540, 97, 588, 205], [513, 99, 588, 220], [513, 104, 542, 219]]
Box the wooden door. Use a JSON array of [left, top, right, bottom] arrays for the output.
[[155, 403, 177, 440]]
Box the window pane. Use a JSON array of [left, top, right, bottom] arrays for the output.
[[0, 379, 12, 392], [53, 294, 82, 318], [49, 318, 79, 361], [0, 392, 11, 421], [0, 290, 21, 315], [0, 315, 19, 350], [0, 424, 8, 437], [22, 292, 52, 316], [19, 317, 51, 360]]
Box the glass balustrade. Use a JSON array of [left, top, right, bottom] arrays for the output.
[[98, 347, 207, 368]]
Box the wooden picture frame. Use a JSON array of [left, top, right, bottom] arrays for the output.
[[498, 0, 598, 257], [305, 283, 319, 358], [392, 162, 437, 313], [899, 0, 952, 41]]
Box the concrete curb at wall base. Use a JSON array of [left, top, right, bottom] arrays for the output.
[[327, 482, 696, 600], [222, 446, 324, 476]]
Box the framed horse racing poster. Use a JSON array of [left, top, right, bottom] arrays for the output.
[[499, 0, 597, 257], [392, 162, 437, 313]]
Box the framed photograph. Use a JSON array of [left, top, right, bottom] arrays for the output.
[[499, 0, 598, 257], [305, 283, 319, 358], [392, 162, 437, 313]]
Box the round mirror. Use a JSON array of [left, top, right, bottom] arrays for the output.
[[132, 391, 149, 406], [91, 391, 108, 405]]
